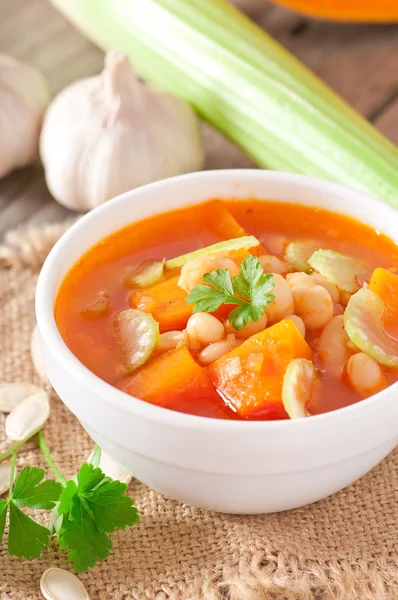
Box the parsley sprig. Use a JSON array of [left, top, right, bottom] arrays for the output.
[[0, 431, 139, 572], [186, 255, 275, 330], [0, 452, 61, 560]]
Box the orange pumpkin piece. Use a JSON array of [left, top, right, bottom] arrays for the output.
[[208, 320, 313, 419], [209, 201, 248, 239], [270, 0, 398, 23], [369, 268, 398, 340], [118, 345, 219, 411], [130, 274, 193, 333], [208, 202, 267, 255]]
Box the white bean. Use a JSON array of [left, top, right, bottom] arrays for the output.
[[258, 255, 292, 275], [333, 303, 344, 316], [198, 335, 242, 365], [178, 255, 238, 293], [225, 313, 268, 339], [157, 330, 187, 352], [284, 315, 306, 338], [186, 312, 225, 345], [264, 273, 294, 325], [310, 273, 340, 303], [287, 272, 333, 330], [265, 235, 290, 256], [346, 352, 385, 397]]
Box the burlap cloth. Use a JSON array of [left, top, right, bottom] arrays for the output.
[[0, 223, 397, 600]]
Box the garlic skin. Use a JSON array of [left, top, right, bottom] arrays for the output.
[[0, 54, 50, 178], [40, 50, 204, 211]]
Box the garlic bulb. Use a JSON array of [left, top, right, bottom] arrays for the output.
[[0, 54, 50, 178], [40, 50, 204, 211]]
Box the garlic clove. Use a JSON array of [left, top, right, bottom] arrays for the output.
[[87, 448, 132, 485], [40, 568, 90, 600], [0, 461, 16, 496], [0, 53, 50, 178], [5, 390, 50, 441], [0, 382, 43, 413], [40, 50, 204, 211], [31, 325, 50, 385]]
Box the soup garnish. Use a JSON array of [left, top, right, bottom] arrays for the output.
[[55, 200, 398, 420], [186, 255, 275, 331]]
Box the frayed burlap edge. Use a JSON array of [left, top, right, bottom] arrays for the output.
[[1, 220, 397, 600], [173, 555, 398, 600], [0, 218, 77, 271]]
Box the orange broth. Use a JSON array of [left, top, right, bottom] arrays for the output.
[[55, 200, 398, 420]]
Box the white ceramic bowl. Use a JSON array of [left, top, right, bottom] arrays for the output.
[[36, 170, 398, 514]]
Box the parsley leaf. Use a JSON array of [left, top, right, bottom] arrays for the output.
[[58, 463, 139, 572], [13, 466, 62, 509], [186, 255, 275, 330], [0, 500, 8, 540], [186, 285, 228, 314], [8, 503, 51, 559], [58, 494, 112, 572], [0, 466, 62, 560]]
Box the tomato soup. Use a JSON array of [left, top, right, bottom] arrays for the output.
[[55, 200, 398, 420]]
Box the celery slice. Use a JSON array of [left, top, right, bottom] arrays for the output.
[[165, 235, 260, 270], [285, 240, 319, 274], [308, 250, 367, 293], [115, 309, 159, 372], [343, 287, 398, 367], [124, 260, 165, 288], [282, 358, 316, 419], [51, 0, 398, 206]]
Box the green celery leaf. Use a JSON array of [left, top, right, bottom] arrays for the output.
[[8, 502, 50, 559], [0, 500, 8, 541], [12, 467, 62, 510]]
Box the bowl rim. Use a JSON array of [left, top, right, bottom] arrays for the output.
[[35, 169, 398, 433]]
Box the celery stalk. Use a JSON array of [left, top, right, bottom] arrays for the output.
[[51, 0, 398, 206]]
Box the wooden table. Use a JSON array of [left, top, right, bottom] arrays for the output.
[[0, 0, 397, 239]]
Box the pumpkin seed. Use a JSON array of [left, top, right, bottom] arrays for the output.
[[5, 390, 50, 441], [0, 382, 42, 413], [88, 449, 132, 485], [0, 461, 15, 495], [31, 325, 50, 384], [40, 568, 90, 600]]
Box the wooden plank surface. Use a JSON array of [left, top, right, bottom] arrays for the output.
[[0, 0, 397, 238]]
